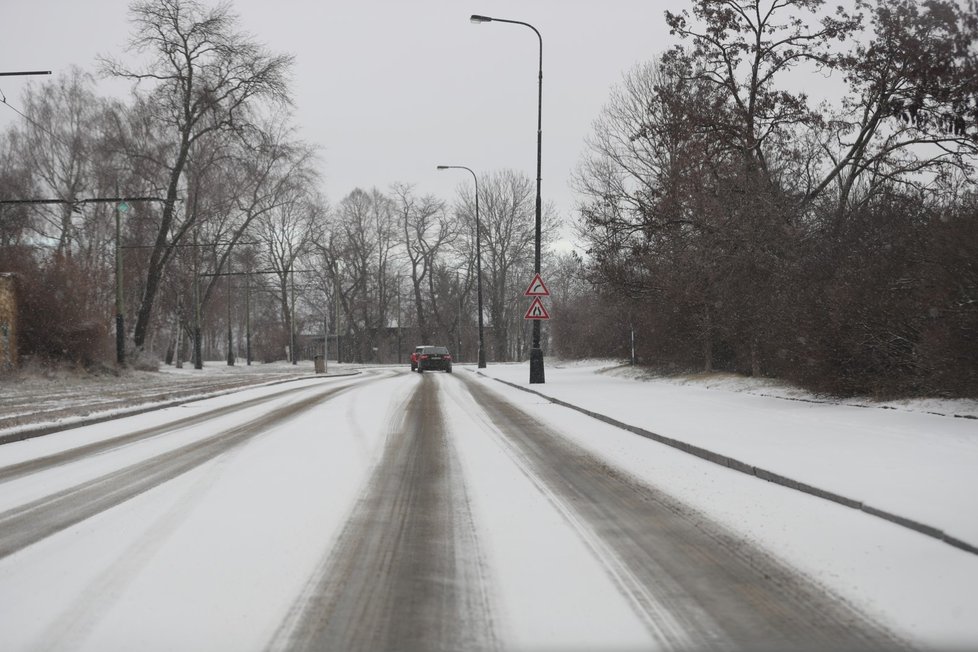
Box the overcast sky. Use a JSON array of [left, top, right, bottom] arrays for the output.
[[1, 1, 678, 228]]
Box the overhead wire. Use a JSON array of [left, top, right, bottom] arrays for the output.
[[0, 86, 80, 155]]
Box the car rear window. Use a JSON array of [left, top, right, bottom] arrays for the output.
[[425, 347, 449, 355]]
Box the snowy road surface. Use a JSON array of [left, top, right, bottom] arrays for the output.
[[0, 367, 944, 650]]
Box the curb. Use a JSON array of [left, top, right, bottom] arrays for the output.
[[0, 371, 360, 447], [486, 375, 978, 558]]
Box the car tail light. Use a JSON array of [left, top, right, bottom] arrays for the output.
[[445, 355, 452, 361], [421, 354, 429, 360]]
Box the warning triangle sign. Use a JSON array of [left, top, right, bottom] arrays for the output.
[[523, 273, 550, 297], [523, 297, 550, 320]]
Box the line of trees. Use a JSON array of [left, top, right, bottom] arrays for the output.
[[559, 0, 978, 397], [0, 0, 557, 369], [3, 0, 976, 400]]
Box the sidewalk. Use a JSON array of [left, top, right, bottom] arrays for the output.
[[477, 361, 978, 550]]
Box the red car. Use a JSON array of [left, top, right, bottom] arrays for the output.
[[410, 345, 429, 372]]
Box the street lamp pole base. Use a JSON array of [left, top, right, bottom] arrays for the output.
[[478, 345, 486, 369], [529, 347, 545, 384]]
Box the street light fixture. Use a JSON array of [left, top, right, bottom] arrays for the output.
[[470, 13, 545, 383], [437, 165, 486, 368]]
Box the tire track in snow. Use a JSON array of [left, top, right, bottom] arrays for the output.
[[0, 374, 369, 484], [271, 375, 497, 652], [0, 379, 376, 561], [32, 463, 228, 650], [458, 372, 905, 651], [0, 369, 329, 437]]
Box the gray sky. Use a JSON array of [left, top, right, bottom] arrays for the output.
[[1, 0, 676, 224]]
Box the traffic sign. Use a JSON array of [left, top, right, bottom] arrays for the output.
[[524, 297, 550, 320], [523, 273, 550, 297]]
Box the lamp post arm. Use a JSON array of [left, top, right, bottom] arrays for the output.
[[481, 18, 542, 69]]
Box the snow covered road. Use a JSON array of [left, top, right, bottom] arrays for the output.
[[0, 367, 924, 650]]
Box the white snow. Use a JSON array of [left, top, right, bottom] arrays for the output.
[[0, 371, 408, 651], [472, 360, 978, 649], [440, 375, 660, 650], [0, 360, 976, 650]]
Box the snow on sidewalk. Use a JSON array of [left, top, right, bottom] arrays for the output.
[[471, 361, 978, 648], [477, 360, 978, 548]]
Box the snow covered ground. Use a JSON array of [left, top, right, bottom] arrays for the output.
[[476, 360, 978, 649], [0, 360, 975, 650], [0, 360, 351, 439], [0, 372, 400, 651]]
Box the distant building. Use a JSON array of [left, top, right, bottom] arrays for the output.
[[0, 274, 17, 372]]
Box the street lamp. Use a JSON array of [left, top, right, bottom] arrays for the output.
[[470, 13, 545, 383], [437, 165, 486, 368]]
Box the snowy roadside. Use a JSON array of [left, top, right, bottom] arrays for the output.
[[0, 361, 360, 443], [5, 355, 975, 548], [464, 365, 978, 649], [602, 361, 978, 420], [477, 360, 978, 549]]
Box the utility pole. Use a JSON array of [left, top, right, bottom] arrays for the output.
[[226, 259, 234, 366], [290, 264, 297, 365], [335, 280, 342, 364], [457, 271, 463, 360], [175, 298, 184, 369], [193, 229, 203, 369], [115, 201, 128, 365], [397, 276, 402, 364], [245, 272, 251, 366]]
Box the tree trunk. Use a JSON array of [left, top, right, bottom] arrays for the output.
[[132, 136, 191, 350]]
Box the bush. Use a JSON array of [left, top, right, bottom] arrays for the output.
[[1, 249, 112, 368]]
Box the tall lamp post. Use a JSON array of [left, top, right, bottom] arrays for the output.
[[436, 165, 486, 368], [470, 14, 545, 383]]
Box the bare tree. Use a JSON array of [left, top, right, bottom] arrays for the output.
[[101, 0, 293, 352], [0, 133, 34, 248], [324, 188, 399, 362], [13, 68, 107, 255], [392, 183, 453, 343], [813, 0, 978, 221], [254, 189, 323, 358]]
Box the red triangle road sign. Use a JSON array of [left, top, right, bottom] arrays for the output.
[[524, 273, 550, 297], [524, 297, 550, 320]]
